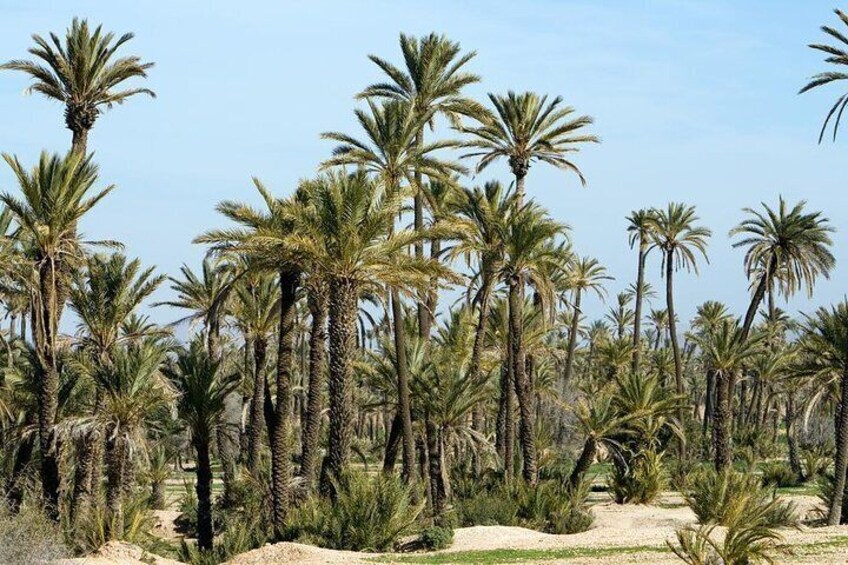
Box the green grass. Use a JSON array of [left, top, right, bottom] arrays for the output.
[[371, 545, 667, 564], [776, 483, 820, 496], [791, 535, 848, 555]]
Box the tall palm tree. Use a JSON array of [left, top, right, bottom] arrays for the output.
[[649, 203, 711, 455], [730, 197, 834, 341], [359, 32, 483, 339], [461, 91, 598, 204], [322, 99, 464, 484], [0, 151, 113, 517], [197, 177, 304, 537], [164, 340, 239, 552], [281, 170, 447, 491], [799, 9, 848, 142], [691, 301, 733, 439], [648, 308, 670, 350], [796, 302, 848, 525], [695, 320, 763, 471], [500, 201, 567, 483], [1, 18, 155, 154], [562, 256, 611, 385], [626, 209, 656, 374], [68, 252, 164, 520], [605, 292, 635, 340]]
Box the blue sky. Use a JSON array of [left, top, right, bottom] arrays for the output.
[[0, 1, 844, 331]]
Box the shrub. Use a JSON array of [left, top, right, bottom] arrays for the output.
[[0, 504, 69, 564], [285, 472, 422, 552], [417, 526, 454, 550], [760, 461, 800, 488], [456, 489, 519, 527], [684, 468, 797, 527], [609, 450, 664, 504], [801, 446, 831, 480]]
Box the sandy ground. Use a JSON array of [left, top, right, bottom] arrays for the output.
[[60, 492, 848, 564]]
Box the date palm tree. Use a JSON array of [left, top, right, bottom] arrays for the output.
[[281, 170, 449, 491], [795, 302, 848, 525], [500, 201, 567, 483], [1, 18, 155, 154], [461, 91, 598, 204], [627, 209, 657, 374], [799, 9, 848, 142], [649, 203, 711, 455], [164, 340, 240, 551], [359, 32, 483, 338], [562, 256, 611, 386], [729, 197, 834, 341], [0, 151, 113, 517], [322, 99, 464, 484]]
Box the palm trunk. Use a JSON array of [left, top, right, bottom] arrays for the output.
[[325, 277, 359, 491], [105, 435, 126, 540], [514, 169, 527, 207], [270, 271, 299, 537], [246, 337, 268, 473], [740, 257, 775, 341], [71, 127, 88, 156], [391, 288, 416, 484], [713, 370, 732, 471], [425, 416, 447, 523], [703, 369, 715, 442], [631, 244, 647, 374], [509, 277, 537, 484], [785, 391, 803, 481], [469, 272, 493, 477], [382, 412, 401, 473], [5, 433, 35, 512], [563, 289, 582, 386], [665, 251, 686, 460], [195, 439, 214, 552], [829, 361, 848, 525], [301, 286, 328, 488], [569, 436, 596, 489], [496, 358, 515, 478], [70, 434, 96, 523]]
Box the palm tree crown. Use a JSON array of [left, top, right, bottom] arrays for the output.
[[799, 9, 848, 142]]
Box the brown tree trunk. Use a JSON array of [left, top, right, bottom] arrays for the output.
[[740, 256, 775, 341], [301, 286, 328, 488], [509, 278, 537, 484], [563, 289, 582, 386], [195, 439, 214, 551], [468, 272, 493, 477], [665, 251, 687, 460], [631, 245, 647, 374], [391, 288, 416, 484], [425, 417, 447, 523], [105, 435, 126, 540], [829, 364, 848, 525], [713, 370, 732, 472], [325, 277, 359, 492], [785, 391, 803, 481], [246, 337, 268, 473], [569, 436, 596, 489]]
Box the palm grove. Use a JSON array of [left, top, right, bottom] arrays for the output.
[[0, 11, 847, 561]]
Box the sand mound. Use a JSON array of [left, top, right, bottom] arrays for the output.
[[225, 541, 374, 564], [56, 541, 184, 565]]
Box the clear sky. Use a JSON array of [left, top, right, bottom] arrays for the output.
[[0, 1, 844, 331]]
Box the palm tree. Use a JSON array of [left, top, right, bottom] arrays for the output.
[[1, 18, 155, 154], [322, 99, 464, 484], [605, 292, 635, 340], [648, 308, 670, 350], [0, 151, 113, 517], [500, 201, 567, 483], [83, 340, 169, 539], [359, 32, 483, 339], [695, 320, 763, 471], [562, 256, 611, 385], [164, 340, 240, 552], [795, 302, 848, 525], [799, 9, 848, 142], [626, 209, 656, 374], [68, 252, 164, 520], [691, 301, 732, 439], [730, 197, 834, 341], [461, 91, 598, 204], [649, 203, 711, 456]]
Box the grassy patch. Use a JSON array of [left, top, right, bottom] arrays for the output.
[[790, 535, 848, 555], [371, 545, 667, 564]]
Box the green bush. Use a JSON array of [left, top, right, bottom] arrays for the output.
[[684, 468, 797, 527], [760, 461, 801, 488], [609, 450, 664, 504], [417, 526, 454, 550], [0, 504, 69, 564], [456, 488, 519, 527], [285, 472, 422, 552]]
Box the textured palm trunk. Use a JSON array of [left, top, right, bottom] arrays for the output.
[[703, 369, 715, 444], [665, 252, 686, 460], [34, 260, 61, 519], [713, 370, 732, 471], [829, 364, 848, 525], [569, 436, 596, 489], [301, 287, 328, 488], [269, 271, 299, 537], [105, 435, 126, 540], [382, 412, 401, 473], [325, 277, 359, 493], [194, 439, 214, 551], [71, 127, 89, 156], [469, 273, 493, 477], [425, 417, 448, 523], [740, 257, 775, 341], [423, 238, 440, 340], [390, 288, 416, 484], [785, 391, 803, 481], [70, 434, 96, 523], [150, 480, 166, 510], [496, 355, 515, 478], [509, 278, 537, 484], [563, 289, 582, 386], [631, 244, 647, 374], [246, 336, 268, 473], [514, 169, 527, 207]]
